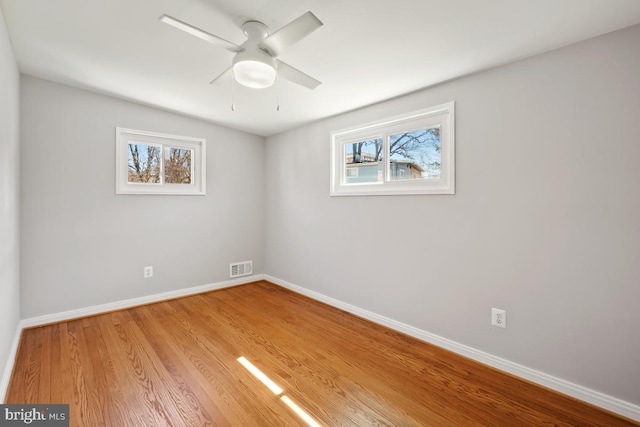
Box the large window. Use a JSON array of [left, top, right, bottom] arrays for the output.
[[331, 102, 454, 196], [115, 127, 206, 195]]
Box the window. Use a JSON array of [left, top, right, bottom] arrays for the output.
[[331, 102, 454, 196], [116, 127, 206, 195]]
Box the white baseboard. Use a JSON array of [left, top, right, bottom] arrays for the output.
[[21, 274, 265, 328], [0, 323, 23, 403], [264, 275, 640, 422]]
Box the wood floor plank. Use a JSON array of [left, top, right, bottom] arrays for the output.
[[57, 322, 82, 425], [97, 313, 174, 426], [131, 305, 231, 426], [23, 327, 43, 404], [123, 309, 218, 427], [5, 281, 639, 426], [99, 314, 182, 426], [66, 320, 107, 426], [37, 326, 51, 403], [49, 323, 66, 404], [78, 316, 129, 427]]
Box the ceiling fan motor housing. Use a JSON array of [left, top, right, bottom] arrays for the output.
[[242, 20, 270, 41]]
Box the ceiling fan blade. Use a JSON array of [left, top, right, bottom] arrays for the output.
[[259, 12, 323, 57], [159, 14, 244, 53], [210, 66, 233, 85], [277, 60, 321, 90]]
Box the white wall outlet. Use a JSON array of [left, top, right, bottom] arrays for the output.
[[491, 308, 506, 328], [144, 266, 153, 279]]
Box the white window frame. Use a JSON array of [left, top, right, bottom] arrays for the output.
[[115, 127, 206, 195], [330, 102, 455, 196]]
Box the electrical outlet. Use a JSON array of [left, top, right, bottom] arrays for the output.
[[491, 308, 506, 328], [144, 266, 153, 279]]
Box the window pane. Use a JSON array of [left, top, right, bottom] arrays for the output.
[[128, 143, 161, 183], [344, 138, 383, 184], [389, 127, 441, 180], [165, 147, 192, 184]]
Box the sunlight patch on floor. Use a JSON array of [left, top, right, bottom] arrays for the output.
[[280, 395, 322, 427], [237, 356, 283, 395], [237, 356, 321, 427]]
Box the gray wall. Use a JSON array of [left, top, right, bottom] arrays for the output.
[[20, 76, 265, 318], [0, 6, 20, 395], [265, 24, 640, 405]]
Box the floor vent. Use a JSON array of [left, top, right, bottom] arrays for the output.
[[230, 260, 253, 278]]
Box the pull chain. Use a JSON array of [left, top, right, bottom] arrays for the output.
[[231, 71, 236, 112], [276, 73, 280, 111]]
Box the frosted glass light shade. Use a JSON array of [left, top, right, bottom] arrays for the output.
[[233, 60, 276, 89]]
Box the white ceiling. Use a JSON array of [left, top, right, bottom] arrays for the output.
[[2, 0, 640, 137]]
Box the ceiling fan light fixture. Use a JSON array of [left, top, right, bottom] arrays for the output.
[[233, 60, 276, 89], [232, 50, 277, 89]]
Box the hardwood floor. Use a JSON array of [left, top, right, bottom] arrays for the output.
[[6, 281, 638, 426]]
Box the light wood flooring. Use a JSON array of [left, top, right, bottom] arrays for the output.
[[6, 281, 638, 426]]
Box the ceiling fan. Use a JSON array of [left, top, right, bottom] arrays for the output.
[[159, 11, 323, 90]]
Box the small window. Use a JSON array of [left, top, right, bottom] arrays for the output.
[[116, 127, 205, 195], [331, 102, 454, 196]]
